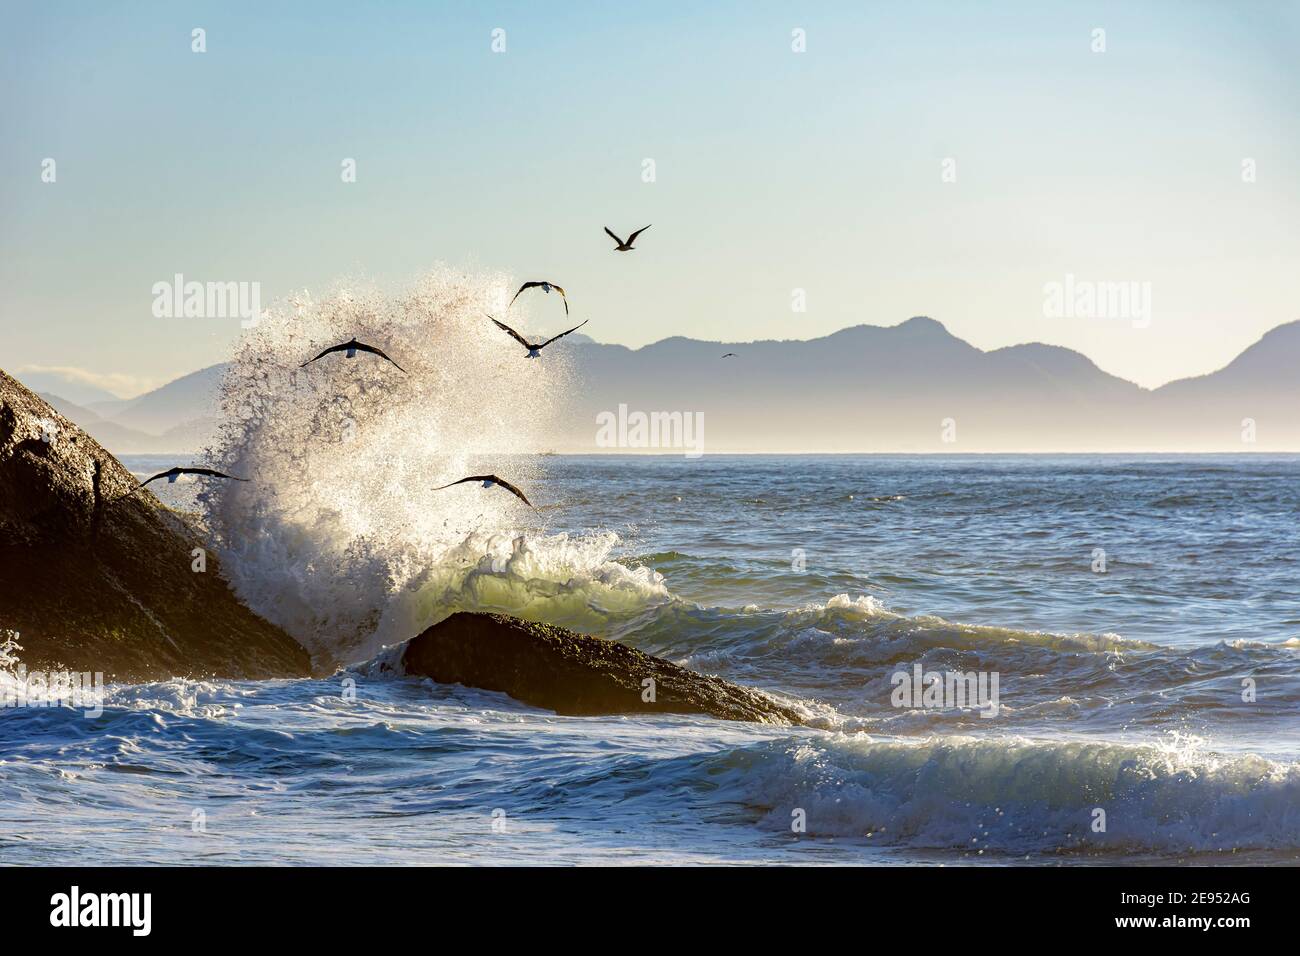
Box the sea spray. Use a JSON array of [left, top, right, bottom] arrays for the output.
[[201, 265, 667, 666], [0, 629, 105, 716]]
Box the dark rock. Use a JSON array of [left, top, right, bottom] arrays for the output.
[[400, 611, 803, 724], [0, 368, 311, 682]]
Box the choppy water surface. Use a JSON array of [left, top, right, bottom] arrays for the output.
[[3, 455, 1298, 865]]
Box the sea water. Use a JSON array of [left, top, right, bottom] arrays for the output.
[[2, 453, 1297, 865]]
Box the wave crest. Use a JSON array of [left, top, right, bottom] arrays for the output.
[[709, 734, 1300, 854]]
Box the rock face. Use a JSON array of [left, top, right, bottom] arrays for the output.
[[0, 369, 311, 682], [400, 611, 803, 724]]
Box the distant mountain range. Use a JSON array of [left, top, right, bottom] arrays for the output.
[[561, 317, 1300, 452], [16, 370, 125, 407], [16, 317, 1300, 453], [35, 365, 224, 454]]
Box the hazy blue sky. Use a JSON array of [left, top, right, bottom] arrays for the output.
[[2, 1, 1297, 396]]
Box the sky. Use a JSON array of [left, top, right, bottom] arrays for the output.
[[1, 0, 1297, 397]]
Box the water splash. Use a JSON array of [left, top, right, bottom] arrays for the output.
[[0, 629, 20, 670], [201, 265, 660, 667]]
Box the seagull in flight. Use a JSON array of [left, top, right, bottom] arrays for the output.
[[604, 225, 650, 251], [509, 281, 569, 315], [299, 337, 406, 372], [488, 315, 588, 358], [434, 474, 532, 507], [721, 353, 737, 358], [139, 466, 247, 488]]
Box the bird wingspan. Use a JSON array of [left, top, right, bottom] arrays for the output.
[[139, 467, 246, 487], [434, 474, 532, 507], [540, 319, 588, 349], [488, 315, 532, 349], [604, 226, 624, 246]]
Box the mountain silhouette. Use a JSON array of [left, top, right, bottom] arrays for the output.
[[560, 317, 1298, 452], [15, 318, 1299, 453]]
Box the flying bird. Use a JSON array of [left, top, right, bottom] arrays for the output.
[[604, 225, 650, 251], [299, 337, 406, 372], [488, 315, 588, 358], [434, 474, 532, 507], [721, 353, 737, 358], [509, 281, 568, 315], [139, 466, 247, 488]]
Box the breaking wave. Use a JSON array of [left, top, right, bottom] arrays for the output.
[[628, 733, 1300, 855], [200, 265, 665, 666]]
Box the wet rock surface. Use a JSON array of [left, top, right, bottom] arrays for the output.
[[401, 611, 803, 724], [0, 369, 311, 682]]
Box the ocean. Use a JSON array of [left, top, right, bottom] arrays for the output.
[[2, 454, 1298, 865]]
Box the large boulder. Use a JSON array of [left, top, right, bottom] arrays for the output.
[[400, 611, 803, 724], [0, 369, 311, 682]]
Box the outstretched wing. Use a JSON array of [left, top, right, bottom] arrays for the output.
[[490, 476, 533, 508], [552, 285, 569, 314], [433, 475, 488, 491], [539, 319, 588, 350], [626, 224, 651, 245], [186, 468, 248, 481], [488, 315, 532, 349], [353, 341, 406, 372], [139, 469, 177, 488], [300, 343, 344, 368], [604, 226, 625, 246], [509, 282, 543, 309]]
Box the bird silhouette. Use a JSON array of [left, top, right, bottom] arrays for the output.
[[604, 225, 650, 251], [299, 337, 406, 372], [433, 474, 532, 507], [139, 466, 247, 488], [488, 315, 588, 359], [509, 281, 568, 315]]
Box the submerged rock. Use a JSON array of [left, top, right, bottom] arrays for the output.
[[0, 369, 311, 682], [401, 611, 803, 724]]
